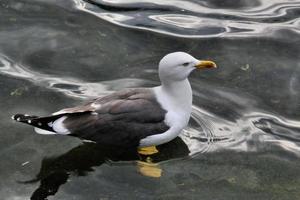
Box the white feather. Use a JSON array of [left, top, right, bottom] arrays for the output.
[[52, 116, 70, 134], [34, 127, 56, 135], [91, 102, 101, 109], [52, 110, 68, 115]]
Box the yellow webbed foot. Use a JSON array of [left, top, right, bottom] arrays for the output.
[[137, 161, 162, 178], [138, 146, 159, 155]]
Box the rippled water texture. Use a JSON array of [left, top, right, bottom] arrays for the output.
[[0, 0, 300, 199]]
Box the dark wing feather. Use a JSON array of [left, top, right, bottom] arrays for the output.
[[63, 88, 169, 147]]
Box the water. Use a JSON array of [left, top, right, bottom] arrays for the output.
[[0, 0, 300, 199]]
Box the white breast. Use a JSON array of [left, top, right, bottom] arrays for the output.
[[139, 80, 192, 147]]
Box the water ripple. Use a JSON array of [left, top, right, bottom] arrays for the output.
[[0, 54, 151, 99], [74, 0, 300, 38], [184, 106, 300, 156]]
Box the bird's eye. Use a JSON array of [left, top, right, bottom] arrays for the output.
[[182, 62, 190, 67]]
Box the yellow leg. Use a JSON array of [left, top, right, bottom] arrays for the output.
[[138, 146, 159, 155]]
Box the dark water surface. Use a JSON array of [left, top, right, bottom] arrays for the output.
[[1, 0, 300, 199]]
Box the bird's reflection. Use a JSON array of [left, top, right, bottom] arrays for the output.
[[24, 137, 189, 200]]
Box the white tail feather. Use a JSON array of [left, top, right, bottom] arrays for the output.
[[34, 128, 56, 135]]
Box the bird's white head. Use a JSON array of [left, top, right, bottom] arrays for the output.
[[158, 52, 216, 83]]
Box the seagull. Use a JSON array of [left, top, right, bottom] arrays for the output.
[[12, 52, 216, 155]]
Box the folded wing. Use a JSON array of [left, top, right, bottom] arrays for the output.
[[56, 88, 169, 147]]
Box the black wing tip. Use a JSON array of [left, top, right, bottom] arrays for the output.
[[11, 114, 39, 122], [11, 114, 24, 121]]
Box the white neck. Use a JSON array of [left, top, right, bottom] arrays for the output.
[[159, 79, 193, 113]]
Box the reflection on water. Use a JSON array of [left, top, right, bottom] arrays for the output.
[[78, 0, 300, 38], [0, 54, 151, 98], [24, 138, 189, 200], [1, 0, 300, 199]]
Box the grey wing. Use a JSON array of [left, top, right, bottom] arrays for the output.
[[61, 88, 170, 147]]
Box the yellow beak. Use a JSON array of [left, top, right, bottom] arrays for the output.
[[195, 60, 217, 69]]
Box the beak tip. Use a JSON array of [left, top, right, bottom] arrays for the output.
[[196, 60, 217, 69]]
